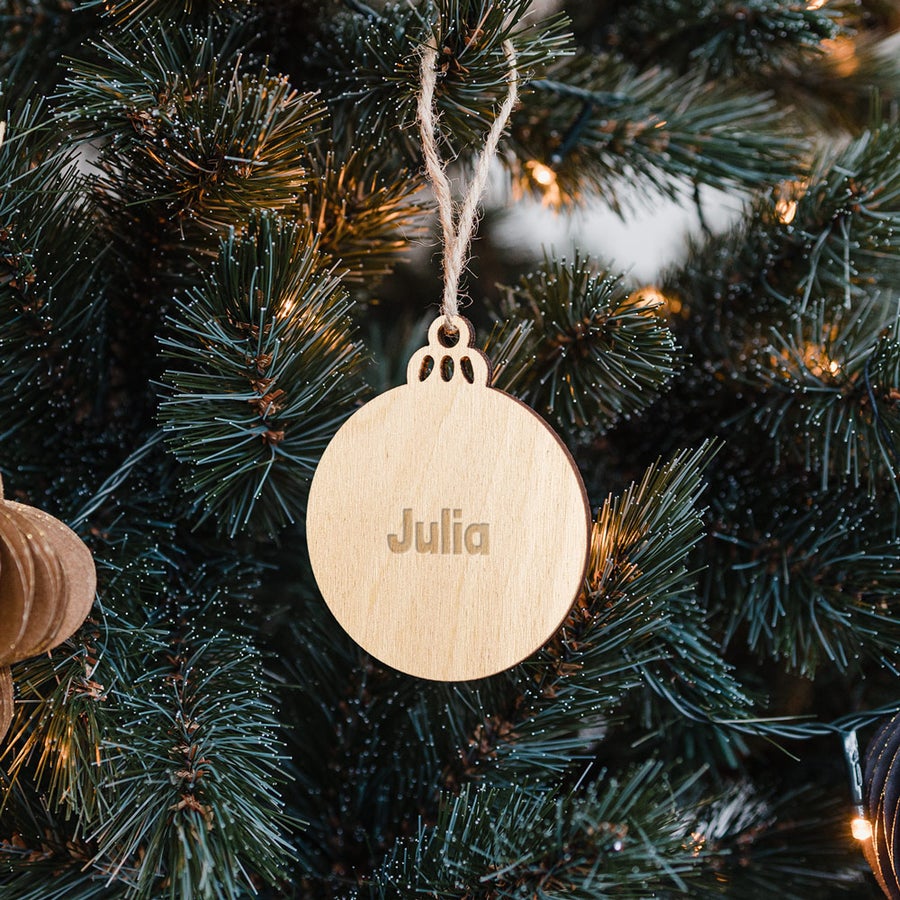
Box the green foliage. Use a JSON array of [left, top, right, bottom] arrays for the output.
[[713, 487, 900, 676], [490, 256, 678, 435], [687, 782, 865, 898], [0, 97, 108, 454], [0, 2, 97, 99], [82, 0, 252, 27], [2, 564, 292, 899], [158, 215, 365, 536], [373, 767, 793, 898], [582, 444, 751, 722], [91, 629, 292, 899], [671, 124, 900, 335], [750, 296, 900, 496], [309, 0, 572, 158], [514, 52, 800, 210], [437, 445, 750, 789], [601, 0, 839, 77], [64, 22, 324, 234], [771, 126, 900, 309], [295, 145, 428, 283]]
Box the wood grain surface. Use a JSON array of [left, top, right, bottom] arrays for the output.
[[0, 475, 97, 740], [307, 316, 591, 681]]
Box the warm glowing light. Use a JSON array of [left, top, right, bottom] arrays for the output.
[[630, 287, 683, 317], [774, 178, 809, 225], [804, 343, 841, 378], [851, 817, 873, 841], [524, 160, 562, 207], [821, 37, 859, 77], [631, 287, 665, 309], [689, 831, 706, 857], [807, 0, 827, 9], [277, 298, 296, 320], [527, 160, 556, 186], [775, 198, 798, 225]]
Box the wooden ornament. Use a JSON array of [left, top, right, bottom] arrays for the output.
[[0, 475, 97, 740], [307, 316, 591, 681], [0, 510, 35, 662], [0, 504, 63, 662], [5, 502, 97, 648]]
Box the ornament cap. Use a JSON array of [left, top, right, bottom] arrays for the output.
[[406, 316, 492, 389]]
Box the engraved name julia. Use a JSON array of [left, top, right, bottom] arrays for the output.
[[387, 508, 490, 555]]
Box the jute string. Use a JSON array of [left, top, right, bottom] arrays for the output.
[[416, 35, 518, 331]]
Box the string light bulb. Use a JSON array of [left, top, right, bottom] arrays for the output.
[[527, 160, 556, 186], [630, 286, 683, 317], [525, 160, 561, 207], [775, 198, 798, 225], [774, 178, 809, 225], [851, 816, 873, 841], [842, 731, 872, 843]]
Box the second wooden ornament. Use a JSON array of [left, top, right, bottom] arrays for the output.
[[0, 476, 97, 740], [307, 316, 591, 681]]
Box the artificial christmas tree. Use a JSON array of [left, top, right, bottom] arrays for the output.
[[2, 0, 900, 897]]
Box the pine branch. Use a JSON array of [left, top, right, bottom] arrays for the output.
[[89, 628, 293, 899], [599, 0, 839, 78], [513, 51, 801, 210], [489, 255, 678, 437], [712, 483, 900, 676], [750, 296, 900, 497], [80, 0, 252, 27], [780, 126, 900, 307], [158, 215, 365, 536], [373, 770, 865, 898], [63, 22, 325, 234], [431, 445, 752, 789], [687, 781, 866, 898], [669, 124, 900, 334], [575, 444, 752, 722], [296, 144, 429, 283], [0, 2, 98, 100], [308, 0, 572, 158], [768, 30, 900, 133], [0, 97, 109, 468], [371, 766, 716, 898]]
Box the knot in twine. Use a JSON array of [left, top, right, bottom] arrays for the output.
[[416, 35, 518, 332]]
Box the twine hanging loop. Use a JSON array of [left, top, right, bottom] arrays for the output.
[[416, 35, 519, 331]]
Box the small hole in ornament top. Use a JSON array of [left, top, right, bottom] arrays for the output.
[[460, 356, 474, 383], [419, 355, 434, 381], [440, 356, 454, 381], [437, 324, 460, 348]]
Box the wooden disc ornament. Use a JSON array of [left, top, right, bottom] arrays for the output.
[[307, 317, 591, 680], [308, 38, 590, 680], [0, 474, 97, 740], [863, 713, 900, 898]]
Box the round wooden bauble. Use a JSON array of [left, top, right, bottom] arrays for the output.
[[863, 713, 900, 898], [0, 504, 63, 662], [0, 510, 35, 662], [5, 501, 97, 648], [307, 316, 591, 681]]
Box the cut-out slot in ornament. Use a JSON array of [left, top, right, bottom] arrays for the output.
[[307, 316, 591, 682]]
